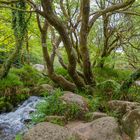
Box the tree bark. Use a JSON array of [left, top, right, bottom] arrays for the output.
[[79, 0, 96, 86], [0, 39, 23, 79], [37, 15, 76, 91], [41, 0, 85, 88]]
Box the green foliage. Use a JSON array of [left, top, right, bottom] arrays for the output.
[[47, 117, 65, 126], [0, 92, 29, 113], [11, 65, 42, 87], [0, 66, 36, 112], [94, 67, 131, 83], [97, 80, 120, 93], [94, 80, 122, 101], [12, 0, 27, 39], [126, 86, 140, 102], [0, 99, 13, 113], [15, 134, 22, 140], [55, 67, 71, 80], [88, 96, 101, 112], [31, 89, 81, 124], [106, 110, 121, 119], [0, 72, 23, 91]]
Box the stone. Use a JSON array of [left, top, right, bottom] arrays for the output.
[[108, 100, 140, 114], [68, 117, 123, 140], [134, 81, 140, 86], [40, 84, 54, 92], [33, 64, 45, 72], [85, 112, 108, 121], [23, 122, 74, 140], [60, 91, 89, 112], [122, 108, 140, 140]]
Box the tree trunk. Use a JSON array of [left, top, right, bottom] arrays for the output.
[[41, 31, 76, 91], [41, 0, 85, 88], [37, 15, 76, 91], [98, 12, 109, 68], [0, 40, 23, 79], [79, 0, 96, 86]]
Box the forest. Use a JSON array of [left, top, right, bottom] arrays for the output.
[[0, 0, 140, 140]]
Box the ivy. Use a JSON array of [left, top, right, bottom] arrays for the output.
[[12, 0, 27, 40]]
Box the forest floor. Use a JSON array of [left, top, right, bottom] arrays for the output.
[[0, 65, 140, 140]]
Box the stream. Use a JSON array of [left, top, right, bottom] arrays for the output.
[[0, 96, 41, 140]]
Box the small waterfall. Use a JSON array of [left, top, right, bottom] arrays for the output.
[[0, 96, 41, 140]]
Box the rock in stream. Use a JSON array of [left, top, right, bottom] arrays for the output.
[[0, 96, 41, 140]]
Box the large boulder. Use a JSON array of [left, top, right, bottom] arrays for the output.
[[108, 100, 140, 114], [68, 117, 123, 140], [24, 117, 132, 140], [60, 91, 89, 112], [23, 122, 74, 140], [122, 108, 140, 140]]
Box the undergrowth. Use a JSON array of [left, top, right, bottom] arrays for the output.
[[0, 65, 46, 112], [31, 89, 82, 124]]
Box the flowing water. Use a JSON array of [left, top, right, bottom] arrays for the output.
[[0, 96, 41, 140]]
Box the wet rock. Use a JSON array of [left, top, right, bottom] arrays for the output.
[[60, 91, 89, 112], [0, 96, 41, 140], [0, 122, 16, 140], [23, 122, 74, 140]]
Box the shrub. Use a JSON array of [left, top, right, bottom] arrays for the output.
[[88, 96, 101, 112], [0, 69, 29, 111], [55, 67, 71, 80], [126, 86, 140, 102], [94, 67, 131, 83], [96, 80, 121, 100], [97, 80, 120, 93], [15, 134, 22, 140], [11, 65, 42, 87], [31, 89, 81, 124], [0, 72, 23, 92]]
